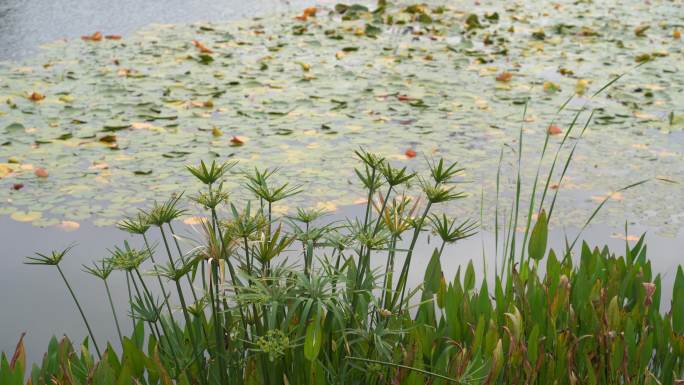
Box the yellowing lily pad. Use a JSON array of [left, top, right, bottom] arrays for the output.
[[11, 211, 42, 222]]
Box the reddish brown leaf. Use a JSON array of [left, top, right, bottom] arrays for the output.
[[105, 34, 122, 40], [405, 149, 417, 158], [295, 7, 317, 21], [230, 136, 245, 146], [34, 167, 48, 178], [192, 40, 213, 54], [12, 183, 24, 191], [81, 31, 103, 41], [397, 95, 412, 101], [28, 92, 45, 101], [10, 333, 25, 370], [643, 282, 656, 307], [547, 124, 562, 135], [496, 71, 513, 82]]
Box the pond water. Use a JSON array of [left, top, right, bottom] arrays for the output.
[[0, 0, 683, 366], [0, 0, 329, 60]]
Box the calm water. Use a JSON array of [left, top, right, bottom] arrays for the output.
[[0, 0, 326, 60], [0, 0, 683, 367]]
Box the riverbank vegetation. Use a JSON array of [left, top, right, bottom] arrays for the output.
[[1, 1, 683, 383], [3, 140, 684, 384]]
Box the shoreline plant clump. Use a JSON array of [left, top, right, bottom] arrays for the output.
[[2, 143, 684, 384]]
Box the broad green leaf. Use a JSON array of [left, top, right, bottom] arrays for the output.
[[304, 321, 322, 361], [528, 209, 548, 261], [672, 266, 684, 334]]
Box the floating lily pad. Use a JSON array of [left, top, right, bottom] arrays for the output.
[[10, 211, 42, 222], [0, 1, 681, 235]]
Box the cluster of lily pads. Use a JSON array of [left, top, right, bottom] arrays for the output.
[[0, 0, 682, 233]]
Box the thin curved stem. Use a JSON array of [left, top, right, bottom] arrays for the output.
[[159, 225, 199, 302], [142, 233, 175, 321], [103, 279, 123, 343], [56, 265, 102, 359]]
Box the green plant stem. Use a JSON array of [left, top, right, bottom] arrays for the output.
[[103, 279, 123, 344], [56, 265, 102, 359], [209, 262, 228, 385], [358, 168, 377, 261], [212, 207, 248, 333], [509, 102, 528, 269], [150, 322, 174, 374], [392, 202, 432, 312], [142, 233, 175, 321], [439, 240, 447, 256], [331, 248, 342, 295], [130, 270, 181, 373], [370, 186, 392, 236], [173, 275, 208, 385], [148, 319, 161, 348], [168, 222, 187, 262], [357, 185, 392, 295], [244, 236, 252, 277], [159, 225, 199, 303], [168, 223, 202, 301], [125, 272, 135, 330], [380, 236, 397, 310], [346, 357, 462, 384]]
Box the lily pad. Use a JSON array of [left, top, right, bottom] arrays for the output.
[[0, 1, 680, 235]]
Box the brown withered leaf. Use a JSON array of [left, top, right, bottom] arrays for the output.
[[34, 167, 48, 177], [295, 7, 317, 21], [192, 40, 213, 54], [28, 92, 45, 101], [496, 71, 513, 82], [99, 134, 117, 143], [81, 31, 103, 41], [230, 136, 246, 146], [547, 124, 562, 135], [10, 333, 25, 370]]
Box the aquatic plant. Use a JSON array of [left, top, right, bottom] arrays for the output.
[[5, 136, 682, 384], [1, 0, 681, 234], [6, 41, 684, 384]]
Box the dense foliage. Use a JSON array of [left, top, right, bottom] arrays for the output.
[[3, 146, 684, 384]]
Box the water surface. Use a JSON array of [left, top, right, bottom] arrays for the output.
[[1, 0, 683, 366]]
